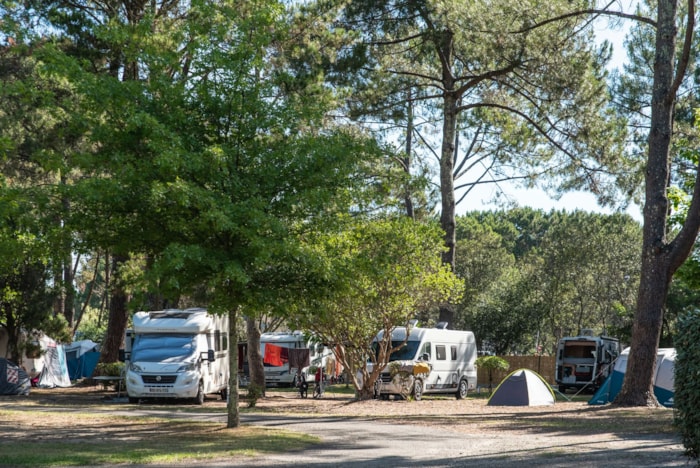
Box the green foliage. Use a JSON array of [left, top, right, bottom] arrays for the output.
[[674, 309, 700, 460], [93, 361, 124, 378], [455, 208, 642, 353], [291, 217, 463, 398], [475, 355, 510, 373], [73, 307, 108, 343]]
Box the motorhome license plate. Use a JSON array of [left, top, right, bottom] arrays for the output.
[[149, 387, 170, 393]]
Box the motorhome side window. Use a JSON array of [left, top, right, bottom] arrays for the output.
[[450, 345, 457, 360], [221, 332, 228, 351], [214, 331, 221, 351], [422, 342, 431, 360], [436, 345, 447, 361]]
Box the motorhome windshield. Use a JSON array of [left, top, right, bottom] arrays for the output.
[[387, 340, 421, 361], [131, 333, 197, 363]]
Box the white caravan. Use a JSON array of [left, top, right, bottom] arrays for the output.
[[555, 329, 620, 393], [124, 308, 229, 404], [260, 331, 334, 386], [374, 325, 477, 400]]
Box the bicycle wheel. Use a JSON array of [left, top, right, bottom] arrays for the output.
[[299, 382, 308, 399], [313, 384, 321, 399]]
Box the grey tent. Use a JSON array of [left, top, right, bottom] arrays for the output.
[[0, 358, 31, 395], [487, 368, 555, 406]]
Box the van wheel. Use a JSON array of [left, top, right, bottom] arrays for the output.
[[456, 379, 469, 400], [195, 381, 205, 405], [128, 396, 139, 404], [412, 379, 423, 401]]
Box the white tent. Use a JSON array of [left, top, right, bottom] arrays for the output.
[[487, 368, 555, 406], [34, 335, 71, 388]]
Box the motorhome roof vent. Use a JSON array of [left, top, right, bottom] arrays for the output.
[[408, 319, 419, 327], [580, 328, 594, 337], [436, 322, 448, 330]]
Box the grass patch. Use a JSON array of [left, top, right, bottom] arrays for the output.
[[0, 409, 318, 467]]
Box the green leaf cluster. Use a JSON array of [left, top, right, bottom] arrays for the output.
[[674, 309, 700, 460]]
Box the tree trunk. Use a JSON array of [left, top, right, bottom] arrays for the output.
[[227, 308, 240, 428], [615, 0, 679, 406], [245, 316, 266, 397], [99, 254, 129, 364], [403, 88, 415, 219]]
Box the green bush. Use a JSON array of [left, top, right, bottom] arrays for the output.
[[93, 362, 124, 377], [674, 309, 700, 460]]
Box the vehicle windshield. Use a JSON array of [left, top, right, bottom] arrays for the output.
[[373, 340, 421, 362], [131, 333, 197, 363]]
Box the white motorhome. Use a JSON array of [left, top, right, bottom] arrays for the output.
[[374, 325, 477, 400], [260, 331, 335, 386], [555, 329, 620, 393], [124, 308, 229, 404]]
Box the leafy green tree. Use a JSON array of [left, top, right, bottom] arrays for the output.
[[290, 217, 463, 400], [322, 0, 627, 322], [475, 355, 510, 393], [454, 209, 641, 354]]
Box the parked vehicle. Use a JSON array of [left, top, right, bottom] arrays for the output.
[[124, 308, 229, 404], [260, 331, 335, 387], [374, 324, 477, 400], [555, 329, 620, 393]]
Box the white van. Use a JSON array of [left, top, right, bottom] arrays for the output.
[[374, 325, 477, 400], [124, 308, 229, 404], [260, 331, 335, 386]]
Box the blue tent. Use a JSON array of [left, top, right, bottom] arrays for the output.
[[64, 340, 100, 380], [589, 347, 675, 407]]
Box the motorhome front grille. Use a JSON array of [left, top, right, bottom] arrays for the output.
[[141, 375, 178, 384], [380, 373, 393, 383]]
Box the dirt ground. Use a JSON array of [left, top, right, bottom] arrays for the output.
[[2, 383, 692, 467]]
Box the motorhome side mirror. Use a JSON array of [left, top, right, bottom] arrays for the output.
[[421, 353, 430, 361], [208, 349, 215, 362]]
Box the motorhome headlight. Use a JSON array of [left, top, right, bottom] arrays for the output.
[[129, 363, 144, 373], [177, 362, 197, 372]]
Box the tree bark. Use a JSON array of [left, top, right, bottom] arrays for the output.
[[615, 0, 700, 406], [245, 316, 266, 397], [227, 308, 240, 428], [98, 254, 129, 364]]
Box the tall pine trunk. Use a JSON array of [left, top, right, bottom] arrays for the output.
[[98, 254, 129, 364], [616, 0, 700, 406]]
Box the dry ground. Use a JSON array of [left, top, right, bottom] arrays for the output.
[[0, 383, 692, 467]]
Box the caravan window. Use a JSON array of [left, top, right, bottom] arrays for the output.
[[451, 346, 457, 360], [422, 342, 431, 360], [436, 345, 447, 361]]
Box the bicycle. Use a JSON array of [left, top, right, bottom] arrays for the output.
[[295, 369, 308, 399]]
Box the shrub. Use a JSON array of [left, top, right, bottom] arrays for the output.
[[674, 309, 700, 460], [93, 362, 124, 377], [475, 355, 510, 392]]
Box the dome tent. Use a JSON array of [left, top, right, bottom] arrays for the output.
[[487, 368, 555, 406]]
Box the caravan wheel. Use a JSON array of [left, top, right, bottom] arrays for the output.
[[456, 379, 469, 400], [412, 379, 423, 401], [195, 381, 205, 405]]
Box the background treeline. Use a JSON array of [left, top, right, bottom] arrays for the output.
[[29, 207, 700, 358]]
